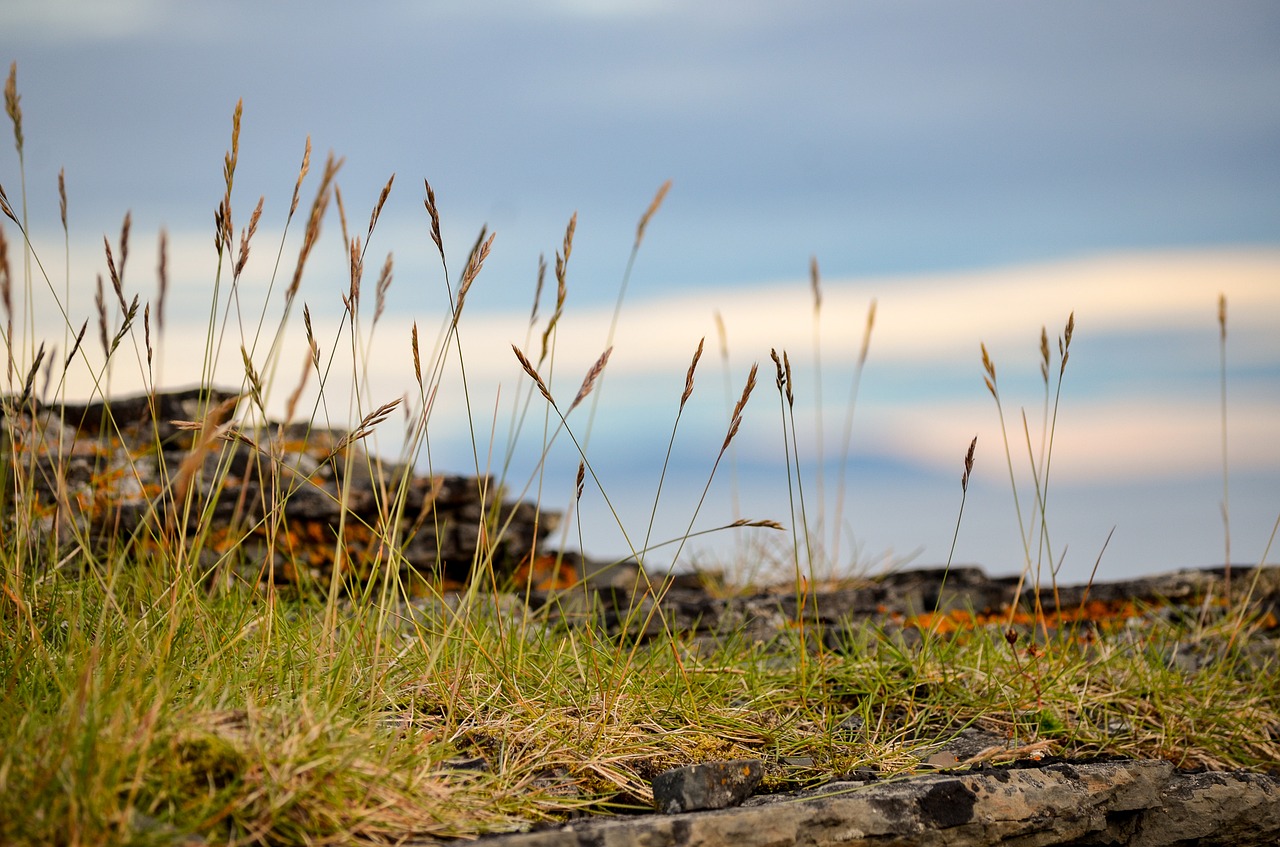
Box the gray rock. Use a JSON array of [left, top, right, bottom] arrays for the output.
[[651, 759, 765, 814], [458, 759, 1280, 847]]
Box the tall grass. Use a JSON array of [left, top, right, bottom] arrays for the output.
[[1, 66, 1277, 846]]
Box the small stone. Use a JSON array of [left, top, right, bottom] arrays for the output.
[[651, 759, 764, 814]]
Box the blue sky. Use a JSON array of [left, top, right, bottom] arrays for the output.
[[4, 1, 1279, 582]]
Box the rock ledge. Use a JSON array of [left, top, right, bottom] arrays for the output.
[[459, 759, 1279, 847]]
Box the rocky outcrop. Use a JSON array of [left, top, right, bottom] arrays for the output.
[[462, 759, 1280, 847], [0, 387, 556, 587]]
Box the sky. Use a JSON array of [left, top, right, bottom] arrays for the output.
[[3, 0, 1279, 583]]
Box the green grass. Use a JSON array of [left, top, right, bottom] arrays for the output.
[[2, 64, 1278, 846]]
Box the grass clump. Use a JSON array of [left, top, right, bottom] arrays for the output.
[[1, 64, 1278, 845]]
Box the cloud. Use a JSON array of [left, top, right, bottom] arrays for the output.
[[7, 0, 186, 41], [17, 241, 1279, 486]]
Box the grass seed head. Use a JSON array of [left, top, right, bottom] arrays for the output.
[[858, 299, 877, 365], [681, 337, 705, 409], [283, 345, 312, 425], [0, 223, 9, 318], [723, 362, 758, 450], [809, 255, 821, 313], [529, 254, 546, 325], [348, 235, 363, 314], [1040, 327, 1050, 384], [18, 342, 44, 408], [340, 398, 402, 448], [411, 322, 422, 390], [783, 351, 794, 407], [568, 346, 611, 414], [731, 362, 758, 423], [635, 179, 671, 250], [289, 136, 312, 219], [980, 342, 999, 398], [962, 435, 977, 492], [240, 345, 265, 415], [234, 196, 264, 279], [1059, 311, 1075, 374], [5, 62, 21, 156], [224, 99, 242, 198], [95, 275, 108, 356], [1218, 293, 1227, 341], [423, 178, 444, 261], [457, 230, 495, 321], [729, 518, 785, 530], [58, 168, 67, 230], [373, 252, 393, 327], [290, 152, 342, 301], [368, 172, 395, 240], [64, 319, 87, 372], [156, 229, 168, 333], [513, 344, 554, 407]]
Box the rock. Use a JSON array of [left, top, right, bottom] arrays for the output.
[[651, 759, 764, 814], [0, 387, 560, 588], [461, 759, 1280, 847]]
